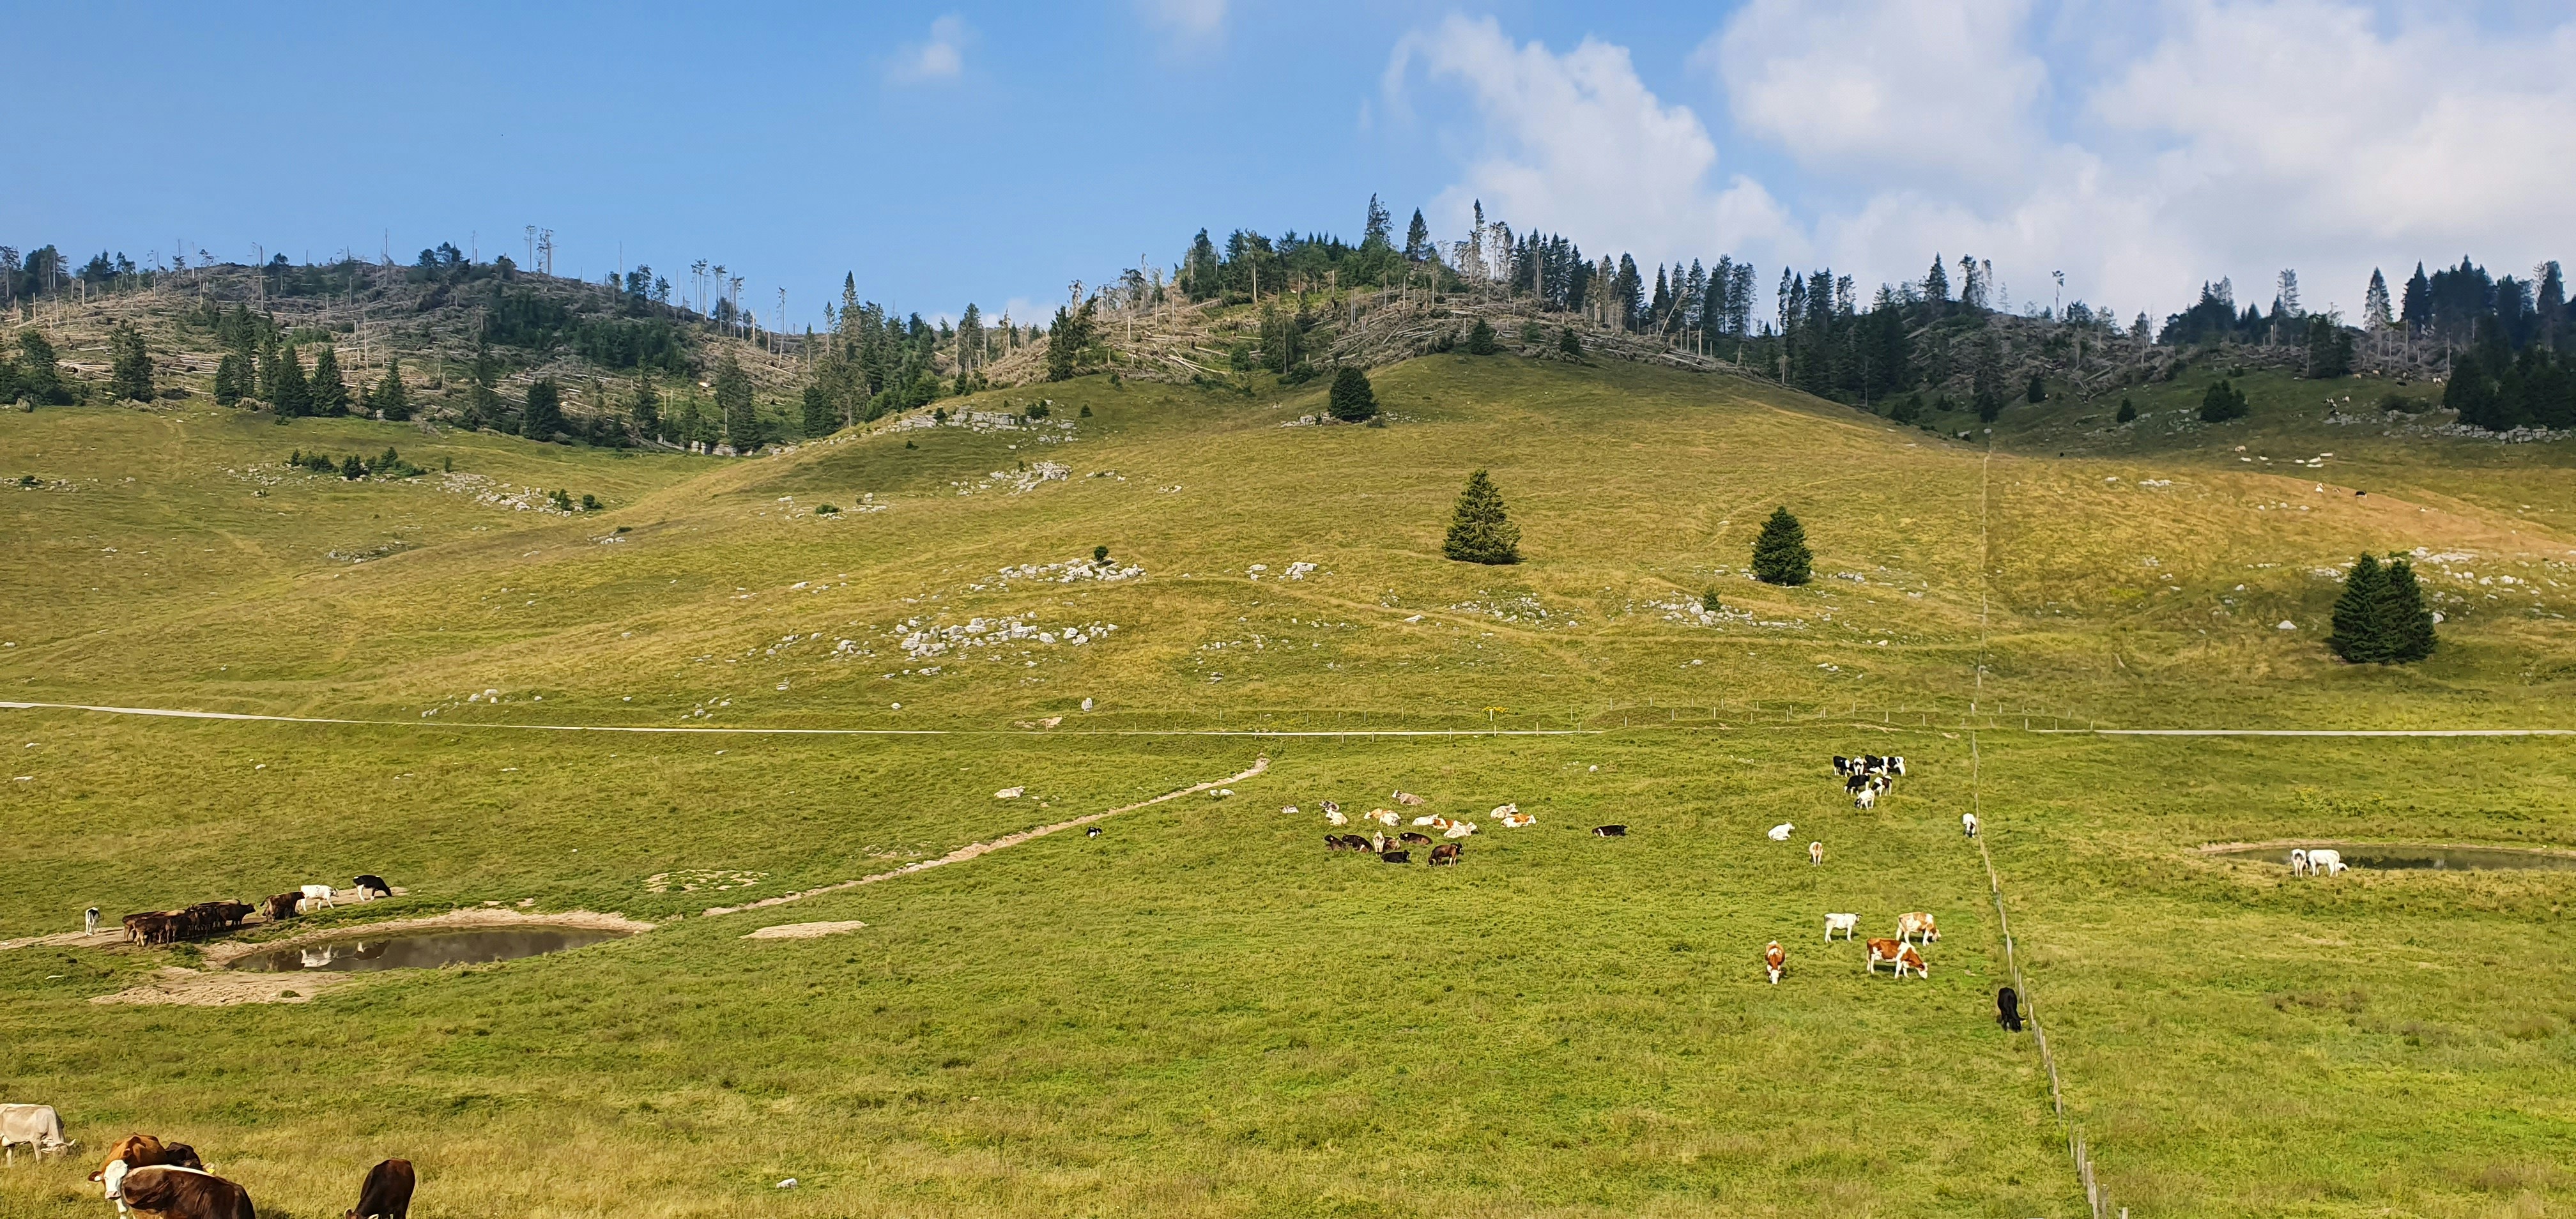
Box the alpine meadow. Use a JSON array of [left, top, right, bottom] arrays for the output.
[[7, 10, 2576, 1218]]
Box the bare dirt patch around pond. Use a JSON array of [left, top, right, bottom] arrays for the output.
[[743, 920, 870, 940], [87, 909, 655, 1006]]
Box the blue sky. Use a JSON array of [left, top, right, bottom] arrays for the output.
[[12, 2, 2573, 330]]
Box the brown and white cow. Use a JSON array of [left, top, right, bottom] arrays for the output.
[[1896, 912, 1940, 945], [1865, 938, 1927, 977], [1763, 940, 1786, 985], [98, 1161, 254, 1219]]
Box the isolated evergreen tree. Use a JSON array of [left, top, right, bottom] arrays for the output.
[[17, 330, 66, 404], [2024, 374, 2047, 404], [108, 322, 153, 401], [2115, 397, 2136, 423], [1403, 210, 1431, 263], [1466, 318, 1497, 355], [213, 352, 249, 406], [1751, 507, 1813, 585], [1974, 388, 2004, 424], [714, 354, 760, 449], [2381, 557, 2436, 662], [2198, 379, 2248, 423], [521, 376, 563, 440], [1559, 326, 1583, 358], [309, 346, 348, 415], [1442, 469, 1521, 565], [1328, 365, 1377, 421], [372, 359, 410, 421], [273, 345, 312, 417], [2329, 553, 2391, 662]]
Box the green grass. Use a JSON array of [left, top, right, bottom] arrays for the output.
[[3, 353, 2573, 1216]]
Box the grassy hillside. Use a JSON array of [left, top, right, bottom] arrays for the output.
[[3, 351, 2572, 1217]]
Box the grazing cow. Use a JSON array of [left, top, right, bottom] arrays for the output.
[[86, 907, 100, 935], [1896, 912, 1940, 944], [2289, 848, 2309, 877], [301, 884, 337, 907], [1832, 755, 1854, 777], [1398, 831, 1433, 847], [99, 1162, 255, 1219], [1823, 913, 1858, 940], [1324, 809, 1348, 827], [2309, 849, 2346, 877], [1592, 825, 1627, 837], [1, 1103, 69, 1163], [263, 893, 301, 922], [1379, 850, 1411, 864], [1443, 822, 1476, 839], [1866, 939, 1927, 978], [1085, 826, 1101, 838], [1767, 823, 1794, 842], [1428, 843, 1462, 866], [1853, 786, 1877, 810], [350, 875, 392, 899], [347, 1157, 415, 1219], [1809, 841, 1825, 866], [1393, 790, 1426, 806], [1764, 940, 1786, 985], [91, 1134, 197, 1176], [1961, 813, 1979, 839], [1997, 986, 2024, 1032]]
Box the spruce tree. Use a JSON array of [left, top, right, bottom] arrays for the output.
[[1466, 318, 1497, 355], [17, 330, 66, 404], [309, 346, 348, 415], [2025, 373, 2046, 403], [2198, 379, 2248, 423], [1328, 365, 1377, 421], [1442, 469, 1520, 564], [2115, 397, 2136, 423], [631, 372, 660, 440], [1751, 506, 1813, 585], [273, 345, 312, 417], [2380, 557, 2437, 662], [802, 383, 837, 438], [213, 353, 248, 406], [108, 322, 153, 401], [1559, 326, 1583, 358], [468, 335, 503, 429], [714, 353, 760, 449], [2328, 553, 2390, 662], [374, 360, 410, 421], [522, 376, 563, 440]]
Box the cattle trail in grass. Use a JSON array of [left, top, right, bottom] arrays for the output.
[[700, 756, 1270, 917]]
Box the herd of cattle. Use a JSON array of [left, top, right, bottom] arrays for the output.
[[0, 1117, 415, 1219], [111, 876, 392, 946], [1834, 755, 1906, 809]]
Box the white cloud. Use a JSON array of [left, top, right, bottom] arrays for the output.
[[890, 15, 969, 84], [1402, 4, 2576, 322], [1386, 15, 1802, 271], [1138, 0, 1227, 40]]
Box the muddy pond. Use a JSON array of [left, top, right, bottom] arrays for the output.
[[2207, 843, 2576, 872], [231, 926, 633, 973]]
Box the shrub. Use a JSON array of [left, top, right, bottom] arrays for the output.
[[1559, 327, 1583, 358], [2115, 398, 2137, 424], [1700, 588, 1722, 613], [2199, 379, 2250, 423], [1466, 318, 1497, 355], [2025, 374, 2046, 404]]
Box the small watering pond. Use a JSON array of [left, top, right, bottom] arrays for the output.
[[231, 927, 633, 973], [2207, 843, 2576, 872]]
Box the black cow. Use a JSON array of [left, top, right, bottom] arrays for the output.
[[1398, 831, 1433, 847], [348, 1156, 415, 1219], [1592, 825, 1627, 837], [1997, 986, 2023, 1032], [350, 874, 392, 898], [1378, 850, 1411, 864]]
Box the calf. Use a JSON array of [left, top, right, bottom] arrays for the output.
[[1997, 986, 2023, 1032], [2289, 848, 2309, 877], [1378, 850, 1411, 864], [1809, 841, 1824, 866], [1592, 825, 1627, 838], [1896, 912, 1940, 944], [1393, 791, 1425, 806], [347, 1156, 415, 1219], [1428, 843, 1462, 866], [100, 1162, 255, 1219], [1085, 826, 1101, 838], [1324, 809, 1348, 826], [1763, 940, 1786, 985], [1823, 913, 1858, 940]]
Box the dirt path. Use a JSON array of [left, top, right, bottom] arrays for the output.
[[1, 701, 1593, 737], [704, 756, 1269, 918]]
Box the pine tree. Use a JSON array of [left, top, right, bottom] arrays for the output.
[[1466, 318, 1497, 355], [714, 353, 760, 449], [1559, 326, 1583, 358], [468, 335, 503, 429], [2363, 268, 2393, 330], [1404, 210, 1431, 263], [373, 360, 410, 421], [1751, 507, 1812, 585], [802, 383, 838, 437], [1441, 469, 1520, 565], [2329, 553, 2390, 662], [2198, 379, 2248, 423], [213, 352, 249, 406], [521, 376, 563, 440], [108, 322, 153, 401], [17, 329, 66, 404], [2025, 373, 2047, 404], [309, 346, 348, 415], [1046, 299, 1094, 382], [1328, 365, 1377, 421], [273, 344, 312, 417], [2115, 397, 2136, 423], [2380, 557, 2437, 662]]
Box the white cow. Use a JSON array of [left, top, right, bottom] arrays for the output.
[[1370, 809, 1400, 827], [1489, 802, 1519, 818], [0, 1103, 68, 1163], [2309, 849, 2346, 877], [84, 907, 100, 935], [1854, 786, 1878, 810], [300, 884, 336, 907], [1443, 821, 1477, 839], [1823, 913, 1859, 940], [1897, 911, 1940, 944], [1410, 815, 1440, 827], [295, 896, 328, 916], [1496, 811, 1538, 828], [1767, 822, 1795, 841], [1961, 813, 1979, 839], [2289, 848, 2309, 876], [1324, 809, 1348, 827], [1809, 841, 1824, 866], [1282, 806, 1300, 816]]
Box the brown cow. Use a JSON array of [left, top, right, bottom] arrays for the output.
[[264, 893, 302, 922], [347, 1157, 415, 1219], [1427, 842, 1462, 866], [102, 1163, 255, 1219], [1398, 831, 1433, 847]]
